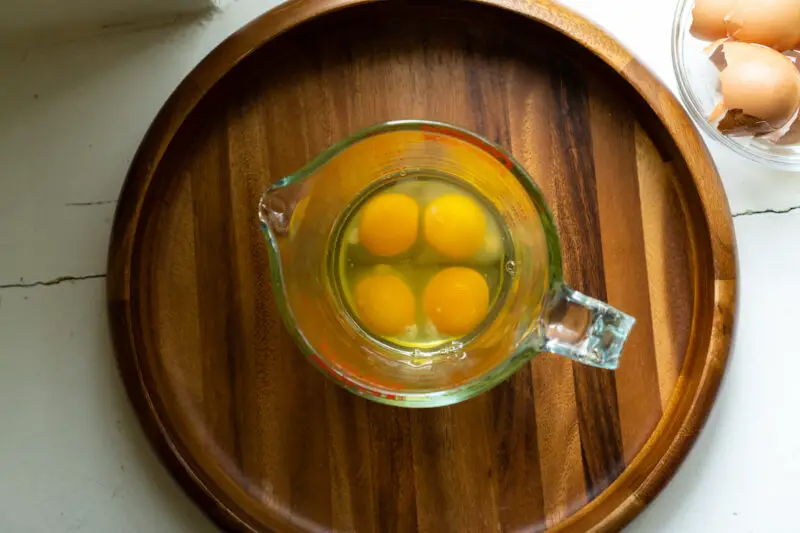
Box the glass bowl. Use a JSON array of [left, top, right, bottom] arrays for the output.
[[672, 0, 800, 170]]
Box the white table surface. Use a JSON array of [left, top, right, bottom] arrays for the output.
[[1, 0, 798, 531]]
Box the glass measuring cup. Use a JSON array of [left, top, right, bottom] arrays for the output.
[[258, 120, 634, 408]]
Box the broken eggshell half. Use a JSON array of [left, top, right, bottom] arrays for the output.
[[691, 0, 800, 51], [691, 0, 737, 41], [725, 0, 800, 52], [708, 41, 800, 140]]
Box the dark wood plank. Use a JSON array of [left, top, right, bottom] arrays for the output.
[[411, 399, 501, 533], [188, 115, 241, 467], [502, 49, 589, 528], [547, 57, 625, 498], [367, 404, 418, 533], [489, 366, 547, 532], [326, 385, 378, 533]]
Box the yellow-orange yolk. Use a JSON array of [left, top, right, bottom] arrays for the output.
[[358, 193, 419, 257], [423, 267, 490, 337], [354, 274, 416, 336], [423, 194, 486, 260]]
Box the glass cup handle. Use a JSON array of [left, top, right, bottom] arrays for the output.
[[540, 284, 635, 370]]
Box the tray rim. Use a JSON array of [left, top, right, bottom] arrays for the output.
[[106, 0, 737, 531]]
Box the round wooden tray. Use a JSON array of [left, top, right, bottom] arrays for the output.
[[107, 0, 736, 531]]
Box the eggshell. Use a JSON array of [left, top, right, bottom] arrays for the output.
[[719, 43, 800, 127], [709, 101, 727, 122], [719, 41, 768, 64], [777, 121, 800, 144], [709, 40, 774, 70], [761, 107, 800, 141], [717, 110, 771, 135], [726, 0, 800, 51], [691, 0, 738, 41], [703, 37, 730, 55]]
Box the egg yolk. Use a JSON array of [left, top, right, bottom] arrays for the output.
[[354, 274, 416, 337], [358, 193, 419, 257], [424, 194, 486, 260], [423, 267, 490, 337]]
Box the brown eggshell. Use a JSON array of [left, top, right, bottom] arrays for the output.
[[691, 0, 738, 41], [777, 120, 800, 144], [717, 109, 774, 135], [704, 37, 730, 56], [726, 0, 800, 51], [757, 98, 799, 137], [720, 41, 771, 64], [719, 43, 800, 127], [709, 101, 727, 123], [708, 41, 777, 70]]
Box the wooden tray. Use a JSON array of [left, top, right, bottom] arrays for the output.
[[107, 0, 736, 531]]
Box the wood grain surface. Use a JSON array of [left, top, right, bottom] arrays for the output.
[[107, 0, 736, 531]]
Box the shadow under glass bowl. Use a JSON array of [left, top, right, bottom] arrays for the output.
[[672, 0, 800, 171]]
